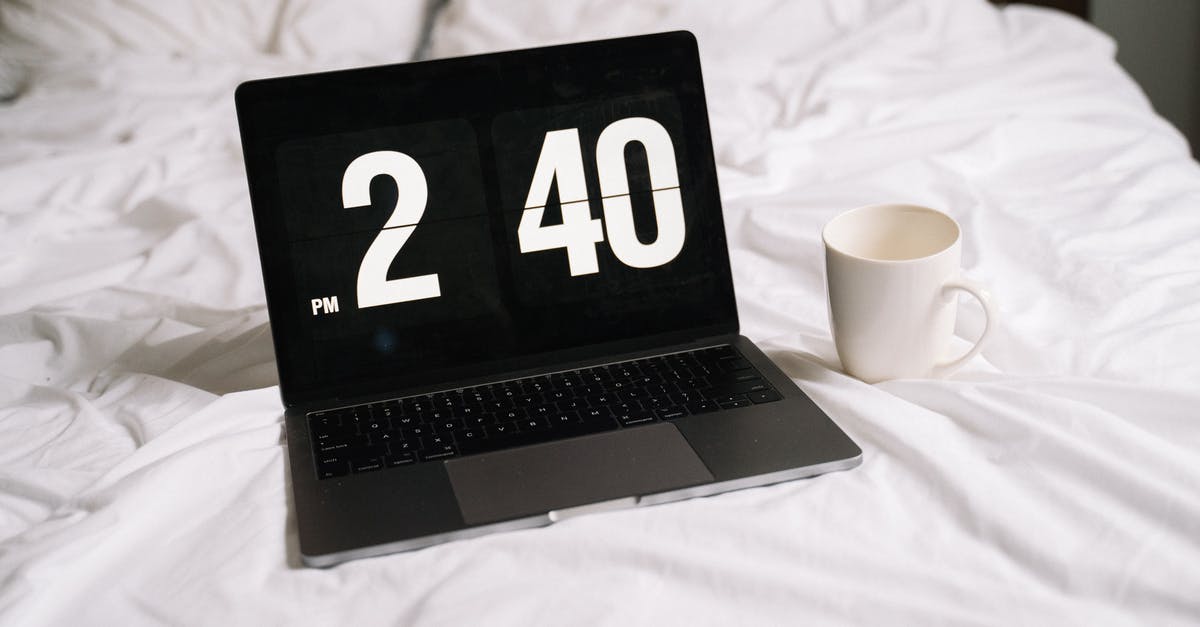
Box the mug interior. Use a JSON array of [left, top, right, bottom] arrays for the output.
[[823, 204, 960, 261]]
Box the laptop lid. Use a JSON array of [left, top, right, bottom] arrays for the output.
[[236, 31, 738, 407]]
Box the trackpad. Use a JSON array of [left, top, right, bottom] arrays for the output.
[[445, 423, 714, 525]]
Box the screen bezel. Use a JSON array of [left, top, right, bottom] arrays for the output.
[[235, 31, 739, 407]]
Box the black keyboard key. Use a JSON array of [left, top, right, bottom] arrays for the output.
[[317, 456, 349, 479], [464, 413, 492, 427], [454, 405, 482, 419], [420, 433, 454, 450], [556, 398, 586, 411], [704, 378, 769, 398], [498, 407, 528, 421], [386, 452, 416, 466], [655, 407, 689, 421], [583, 406, 612, 420], [748, 389, 781, 404], [686, 400, 719, 414], [520, 417, 550, 432], [455, 424, 483, 438], [391, 415, 419, 428], [317, 437, 353, 453], [618, 388, 646, 401], [643, 395, 670, 409], [613, 402, 643, 414], [372, 430, 399, 445], [390, 439, 417, 455], [615, 411, 654, 427], [721, 357, 752, 371], [586, 393, 615, 407], [712, 393, 749, 406], [422, 444, 457, 461], [548, 410, 581, 426], [580, 413, 619, 431], [400, 425, 430, 440], [433, 419, 465, 433], [719, 398, 752, 409], [490, 421, 519, 436], [351, 457, 385, 473]]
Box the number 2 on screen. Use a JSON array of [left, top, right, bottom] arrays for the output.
[[341, 151, 441, 308]]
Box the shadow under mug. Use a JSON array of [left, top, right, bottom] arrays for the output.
[[823, 203, 996, 383]]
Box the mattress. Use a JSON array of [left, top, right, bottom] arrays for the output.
[[1, 0, 1198, 623]]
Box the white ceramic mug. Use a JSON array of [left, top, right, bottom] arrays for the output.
[[823, 203, 996, 383]]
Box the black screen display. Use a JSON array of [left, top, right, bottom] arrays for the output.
[[236, 32, 738, 404]]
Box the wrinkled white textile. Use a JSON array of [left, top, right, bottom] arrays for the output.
[[1, 0, 1198, 624]]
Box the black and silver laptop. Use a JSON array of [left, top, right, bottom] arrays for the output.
[[235, 31, 861, 567]]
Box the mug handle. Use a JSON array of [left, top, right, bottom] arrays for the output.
[[930, 276, 997, 378]]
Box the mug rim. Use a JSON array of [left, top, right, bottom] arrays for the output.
[[822, 203, 962, 264]]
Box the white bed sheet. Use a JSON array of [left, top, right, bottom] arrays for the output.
[[1, 0, 1198, 624]]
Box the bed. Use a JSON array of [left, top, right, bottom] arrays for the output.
[[1, 0, 1198, 623]]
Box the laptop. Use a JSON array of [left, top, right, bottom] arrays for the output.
[[235, 31, 861, 567]]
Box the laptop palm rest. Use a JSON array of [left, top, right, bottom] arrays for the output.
[[445, 423, 714, 525]]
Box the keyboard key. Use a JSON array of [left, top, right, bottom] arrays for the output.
[[719, 398, 752, 409], [391, 415, 418, 428], [317, 437, 352, 453], [616, 411, 654, 427], [433, 419, 465, 433], [687, 400, 719, 414], [712, 393, 749, 406], [655, 407, 689, 421], [386, 452, 416, 466], [351, 457, 385, 473], [420, 434, 454, 450], [464, 414, 491, 427], [499, 407, 528, 421], [704, 378, 769, 399], [548, 410, 581, 426], [584, 406, 612, 420], [455, 405, 482, 419], [455, 427, 485, 443], [390, 439, 417, 455], [422, 444, 457, 461], [748, 389, 782, 404], [721, 357, 752, 371], [372, 430, 398, 445], [400, 425, 430, 440], [586, 393, 614, 407], [490, 421, 519, 436], [317, 456, 349, 479], [520, 417, 550, 432], [643, 395, 670, 409]]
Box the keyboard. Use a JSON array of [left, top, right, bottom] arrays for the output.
[[308, 345, 782, 479]]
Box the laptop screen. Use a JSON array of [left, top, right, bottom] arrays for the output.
[[236, 32, 738, 404]]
